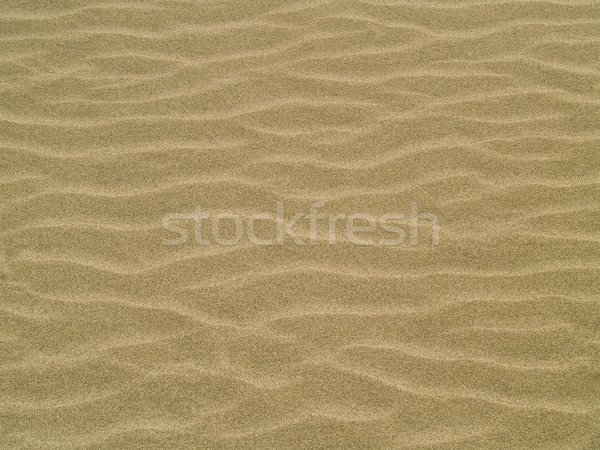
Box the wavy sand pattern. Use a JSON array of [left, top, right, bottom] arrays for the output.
[[1, 0, 600, 448]]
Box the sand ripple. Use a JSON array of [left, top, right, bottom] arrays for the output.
[[1, 0, 599, 448]]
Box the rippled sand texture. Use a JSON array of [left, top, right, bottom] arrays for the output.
[[2, 0, 600, 448]]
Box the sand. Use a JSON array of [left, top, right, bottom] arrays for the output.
[[1, 0, 599, 448]]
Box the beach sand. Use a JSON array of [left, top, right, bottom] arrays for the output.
[[1, 0, 599, 448]]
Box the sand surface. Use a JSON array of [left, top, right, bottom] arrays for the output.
[[1, 0, 599, 448]]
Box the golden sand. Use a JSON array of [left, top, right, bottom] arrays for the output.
[[1, 0, 599, 448]]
